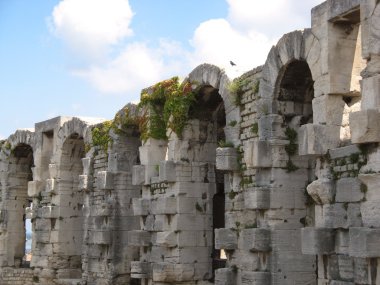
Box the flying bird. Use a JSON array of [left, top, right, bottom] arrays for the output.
[[230, 61, 236, 66]]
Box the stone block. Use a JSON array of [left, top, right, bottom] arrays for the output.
[[152, 263, 194, 282], [361, 74, 380, 110], [216, 147, 239, 171], [139, 139, 168, 165], [215, 228, 238, 250], [328, 0, 360, 20], [159, 160, 176, 182], [316, 204, 348, 228], [258, 114, 284, 140], [88, 231, 111, 245], [298, 124, 340, 155], [335, 177, 363, 202], [131, 261, 151, 279], [156, 231, 176, 248], [37, 206, 59, 218], [215, 268, 236, 285], [328, 254, 354, 281], [82, 157, 93, 175], [358, 173, 380, 200], [241, 271, 271, 284], [301, 227, 336, 255], [28, 181, 44, 197], [244, 187, 270, 210], [312, 95, 345, 125], [243, 140, 272, 168], [335, 230, 349, 255], [350, 109, 380, 143], [361, 2, 380, 57], [78, 175, 90, 191], [48, 163, 58, 179], [132, 198, 150, 216], [307, 178, 335, 204], [241, 228, 271, 252], [132, 165, 145, 186], [329, 145, 360, 159], [360, 201, 380, 227], [90, 203, 111, 216], [128, 230, 151, 247], [349, 227, 380, 258], [96, 171, 113, 190], [45, 178, 56, 194], [152, 197, 177, 215]]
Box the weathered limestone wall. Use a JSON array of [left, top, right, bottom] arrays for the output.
[[0, 1, 379, 284]]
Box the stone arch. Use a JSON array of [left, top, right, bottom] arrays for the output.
[[2, 142, 34, 267], [7, 130, 36, 151], [259, 30, 320, 106], [274, 59, 314, 126], [52, 118, 88, 279], [188, 64, 240, 146]]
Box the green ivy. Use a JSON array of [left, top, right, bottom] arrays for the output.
[[138, 77, 197, 141], [91, 121, 113, 152]]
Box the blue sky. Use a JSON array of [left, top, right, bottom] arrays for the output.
[[0, 0, 323, 139]]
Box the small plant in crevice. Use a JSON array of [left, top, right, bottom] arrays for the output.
[[228, 78, 246, 106], [349, 153, 360, 164], [253, 80, 260, 95], [228, 120, 237, 127], [228, 191, 238, 200], [251, 122, 258, 135], [285, 160, 299, 173], [284, 127, 298, 172]]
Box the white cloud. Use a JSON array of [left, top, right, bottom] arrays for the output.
[[49, 0, 325, 94], [189, 0, 325, 77], [226, 0, 324, 37], [72, 40, 190, 97], [190, 19, 274, 78], [51, 0, 134, 59]]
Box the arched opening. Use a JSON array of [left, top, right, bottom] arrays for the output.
[[189, 85, 227, 279], [8, 143, 34, 268], [277, 60, 314, 126], [54, 133, 85, 277]]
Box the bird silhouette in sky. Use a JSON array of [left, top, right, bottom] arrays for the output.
[[230, 60, 236, 66]]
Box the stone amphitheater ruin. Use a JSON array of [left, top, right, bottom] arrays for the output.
[[1, 0, 379, 284]]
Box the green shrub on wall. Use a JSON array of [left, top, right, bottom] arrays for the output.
[[139, 76, 197, 141]]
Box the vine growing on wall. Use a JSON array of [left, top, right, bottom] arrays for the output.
[[138, 76, 197, 141], [91, 120, 113, 152]]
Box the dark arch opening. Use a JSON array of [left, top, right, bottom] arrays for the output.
[[190, 85, 226, 280], [276, 60, 314, 125], [8, 143, 34, 268]]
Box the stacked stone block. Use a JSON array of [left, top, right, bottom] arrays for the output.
[[0, 1, 379, 284]]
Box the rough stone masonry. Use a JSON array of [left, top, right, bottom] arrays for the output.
[[0, 0, 379, 284]]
